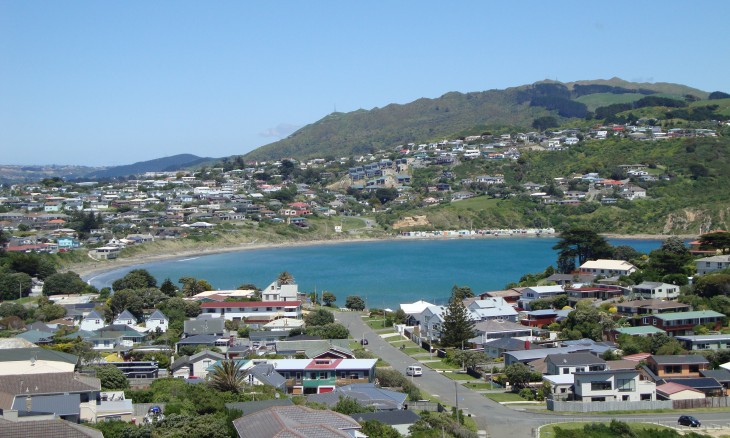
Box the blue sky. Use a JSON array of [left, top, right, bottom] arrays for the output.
[[2, 1, 729, 166]]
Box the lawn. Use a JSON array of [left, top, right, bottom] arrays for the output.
[[443, 372, 475, 381], [539, 421, 675, 438], [484, 392, 526, 403], [402, 347, 426, 355], [425, 359, 461, 371], [364, 317, 391, 330]]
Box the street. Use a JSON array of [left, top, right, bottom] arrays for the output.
[[335, 310, 730, 437]]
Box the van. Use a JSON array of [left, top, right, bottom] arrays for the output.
[[406, 365, 422, 377]]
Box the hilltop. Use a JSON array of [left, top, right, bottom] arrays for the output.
[[243, 78, 712, 161]]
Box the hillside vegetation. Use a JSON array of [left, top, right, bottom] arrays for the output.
[[243, 78, 710, 161]]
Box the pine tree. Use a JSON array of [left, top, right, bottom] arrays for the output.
[[440, 294, 476, 348]]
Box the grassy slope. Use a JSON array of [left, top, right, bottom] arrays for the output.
[[575, 93, 644, 111]]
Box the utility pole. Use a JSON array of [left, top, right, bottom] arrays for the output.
[[454, 380, 459, 424]]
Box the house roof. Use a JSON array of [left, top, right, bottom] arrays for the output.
[[664, 378, 723, 391], [0, 347, 77, 364], [114, 310, 136, 321], [200, 300, 301, 309], [650, 355, 709, 365], [580, 259, 635, 270], [309, 383, 407, 411], [15, 330, 54, 344], [656, 382, 703, 396], [248, 363, 286, 389], [484, 337, 543, 352], [224, 398, 294, 415], [12, 393, 81, 417], [676, 334, 730, 342], [653, 310, 725, 321], [82, 310, 104, 321], [0, 372, 100, 409], [147, 309, 168, 321], [232, 405, 361, 438], [351, 410, 421, 426], [614, 326, 666, 336], [0, 419, 103, 438], [546, 352, 607, 367], [700, 369, 730, 383], [176, 334, 225, 345]]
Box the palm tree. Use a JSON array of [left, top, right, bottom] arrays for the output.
[[277, 271, 294, 285], [208, 360, 247, 393]]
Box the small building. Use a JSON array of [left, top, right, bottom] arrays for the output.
[[546, 352, 608, 376], [79, 310, 105, 332], [573, 369, 656, 402], [631, 282, 680, 300], [579, 259, 637, 277], [641, 310, 725, 336], [695, 254, 730, 275], [656, 382, 705, 400], [676, 334, 730, 351], [646, 355, 709, 379], [146, 310, 169, 333]]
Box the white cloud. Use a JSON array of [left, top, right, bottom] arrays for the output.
[[259, 123, 301, 138]]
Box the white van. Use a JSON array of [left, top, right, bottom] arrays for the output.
[[406, 365, 422, 377]]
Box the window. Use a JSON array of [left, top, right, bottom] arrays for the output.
[[591, 382, 612, 391], [310, 372, 316, 379], [319, 372, 327, 379], [562, 368, 569, 374], [267, 307, 273, 311], [689, 365, 700, 373], [664, 365, 681, 374], [617, 378, 635, 392]]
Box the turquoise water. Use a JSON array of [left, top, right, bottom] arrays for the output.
[[86, 238, 662, 309]]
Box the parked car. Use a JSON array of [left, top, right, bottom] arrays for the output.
[[360, 338, 368, 345], [406, 365, 422, 377], [678, 415, 701, 427]]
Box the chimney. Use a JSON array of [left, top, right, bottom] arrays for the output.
[[524, 340, 531, 350]]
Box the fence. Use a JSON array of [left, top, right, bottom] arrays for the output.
[[547, 399, 672, 412], [673, 396, 730, 409], [406, 400, 445, 413]]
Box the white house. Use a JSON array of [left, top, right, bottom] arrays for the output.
[[573, 369, 656, 402], [262, 279, 299, 302], [696, 255, 730, 275], [467, 298, 518, 322], [113, 309, 136, 326], [199, 301, 302, 323], [631, 282, 680, 300], [579, 259, 637, 277], [146, 310, 169, 333], [79, 310, 105, 331], [518, 285, 565, 310]]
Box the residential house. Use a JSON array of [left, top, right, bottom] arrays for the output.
[[579, 259, 637, 277], [573, 369, 656, 402], [307, 383, 407, 411], [656, 382, 706, 400], [232, 405, 362, 438], [615, 299, 690, 317], [246, 363, 287, 391], [696, 255, 730, 275], [199, 301, 302, 323], [546, 352, 608, 375], [146, 309, 169, 333], [466, 298, 518, 322], [0, 419, 103, 437], [638, 310, 724, 336], [565, 285, 625, 306], [631, 282, 680, 300], [350, 411, 421, 437], [472, 320, 533, 347], [521, 309, 558, 327], [79, 310, 105, 332], [113, 309, 137, 326], [183, 316, 226, 337], [646, 355, 709, 379], [483, 338, 543, 360], [609, 326, 666, 342], [662, 378, 724, 397], [175, 334, 231, 354], [700, 369, 730, 395], [170, 350, 225, 379], [262, 278, 300, 301], [0, 346, 77, 375], [675, 334, 730, 351], [518, 285, 564, 310], [271, 358, 377, 395]]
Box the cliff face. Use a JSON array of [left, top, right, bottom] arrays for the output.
[[393, 215, 431, 230]]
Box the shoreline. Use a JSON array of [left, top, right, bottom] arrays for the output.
[[75, 232, 696, 282]]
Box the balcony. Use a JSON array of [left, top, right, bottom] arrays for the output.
[[337, 377, 369, 386], [303, 377, 337, 388]]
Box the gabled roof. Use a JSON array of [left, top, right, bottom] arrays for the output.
[[114, 310, 136, 321], [351, 409, 421, 426], [656, 382, 703, 396], [248, 363, 286, 389], [224, 398, 294, 415], [0, 347, 77, 364], [308, 383, 407, 411], [546, 352, 606, 367], [664, 377, 723, 391], [147, 309, 168, 321], [82, 310, 104, 321]]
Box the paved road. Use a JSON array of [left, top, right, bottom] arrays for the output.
[[335, 311, 730, 437]]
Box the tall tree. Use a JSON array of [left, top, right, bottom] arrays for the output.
[[553, 227, 613, 273], [160, 278, 178, 297], [322, 291, 336, 306], [700, 231, 730, 254], [440, 295, 476, 348], [112, 269, 158, 291], [451, 285, 474, 302]]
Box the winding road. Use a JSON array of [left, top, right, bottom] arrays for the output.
[[334, 310, 730, 437]]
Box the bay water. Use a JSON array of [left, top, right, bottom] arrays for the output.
[[87, 238, 661, 309]]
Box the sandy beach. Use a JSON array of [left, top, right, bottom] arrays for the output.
[[72, 232, 697, 282]]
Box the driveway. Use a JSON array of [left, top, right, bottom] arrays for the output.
[[335, 311, 730, 437]]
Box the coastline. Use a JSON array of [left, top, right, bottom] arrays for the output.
[[74, 232, 696, 282]]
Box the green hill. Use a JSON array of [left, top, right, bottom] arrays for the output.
[[243, 78, 711, 161]]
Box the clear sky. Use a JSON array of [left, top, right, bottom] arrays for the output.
[[2, 1, 729, 166]]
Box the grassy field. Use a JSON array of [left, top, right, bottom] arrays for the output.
[[539, 421, 676, 438], [574, 93, 644, 111], [425, 359, 462, 371], [464, 382, 499, 390]]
